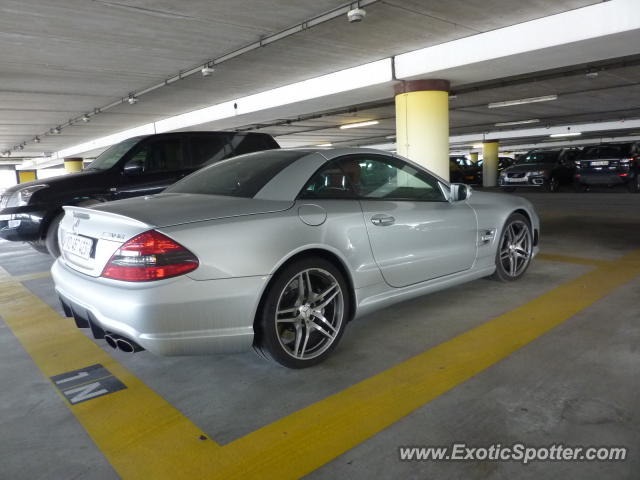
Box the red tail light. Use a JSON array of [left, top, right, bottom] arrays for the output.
[[102, 230, 198, 282]]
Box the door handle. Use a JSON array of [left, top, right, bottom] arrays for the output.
[[371, 214, 395, 226]]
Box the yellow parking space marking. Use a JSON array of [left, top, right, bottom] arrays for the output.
[[0, 268, 221, 480], [0, 270, 51, 284], [1, 251, 639, 479], [537, 252, 611, 267]]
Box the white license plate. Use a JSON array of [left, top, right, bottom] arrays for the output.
[[63, 233, 93, 259], [591, 161, 609, 166], [507, 177, 528, 182]]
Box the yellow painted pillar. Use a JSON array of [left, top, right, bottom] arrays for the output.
[[482, 141, 499, 187], [395, 80, 450, 181], [17, 169, 37, 184], [64, 157, 84, 173], [469, 152, 479, 163]]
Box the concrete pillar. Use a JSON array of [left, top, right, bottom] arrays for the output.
[[469, 152, 479, 163], [395, 79, 450, 181], [64, 157, 84, 173], [482, 141, 499, 187], [16, 169, 37, 184]]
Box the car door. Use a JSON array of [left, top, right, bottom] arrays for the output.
[[335, 154, 477, 288], [113, 137, 188, 199]]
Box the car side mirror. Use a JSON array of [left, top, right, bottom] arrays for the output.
[[123, 162, 143, 176], [449, 183, 471, 202]]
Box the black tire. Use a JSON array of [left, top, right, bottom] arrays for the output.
[[489, 213, 533, 282], [254, 256, 350, 368], [546, 176, 560, 192], [501, 187, 516, 193], [627, 173, 640, 193], [28, 241, 48, 254], [45, 213, 63, 258]]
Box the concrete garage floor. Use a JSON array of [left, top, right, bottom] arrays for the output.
[[0, 191, 638, 479]]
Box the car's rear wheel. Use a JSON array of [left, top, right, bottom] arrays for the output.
[[255, 257, 349, 368], [627, 173, 640, 193], [546, 176, 560, 192], [27, 241, 48, 254], [45, 213, 63, 257], [490, 213, 533, 282]]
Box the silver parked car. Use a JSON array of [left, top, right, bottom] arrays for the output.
[[52, 148, 539, 368]]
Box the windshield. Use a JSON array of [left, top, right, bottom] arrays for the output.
[[515, 150, 560, 164], [85, 137, 142, 171], [165, 150, 304, 198], [582, 145, 631, 159]]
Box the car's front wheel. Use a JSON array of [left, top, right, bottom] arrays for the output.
[[490, 213, 533, 282], [255, 257, 349, 368]]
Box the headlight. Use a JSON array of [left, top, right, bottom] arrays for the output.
[[499, 171, 507, 177], [9, 184, 48, 207], [530, 170, 548, 176]]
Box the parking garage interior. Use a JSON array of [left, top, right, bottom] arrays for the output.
[[1, 1, 639, 479]]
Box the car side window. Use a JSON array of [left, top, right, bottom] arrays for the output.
[[300, 161, 357, 199], [124, 139, 185, 173], [189, 135, 232, 168], [336, 155, 446, 202]]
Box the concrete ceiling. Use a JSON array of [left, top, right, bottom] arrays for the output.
[[1, 0, 599, 156], [258, 58, 640, 149]]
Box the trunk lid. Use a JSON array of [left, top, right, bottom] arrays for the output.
[[59, 193, 293, 277]]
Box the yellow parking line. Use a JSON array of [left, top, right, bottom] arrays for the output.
[[1, 251, 639, 479], [0, 268, 221, 480], [536, 253, 611, 267], [0, 270, 51, 284]]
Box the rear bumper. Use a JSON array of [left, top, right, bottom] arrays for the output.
[[52, 259, 269, 355], [575, 171, 633, 185], [0, 206, 47, 241]]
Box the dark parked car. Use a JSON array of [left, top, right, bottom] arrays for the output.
[[450, 155, 477, 184], [574, 143, 640, 192], [467, 156, 513, 185], [0, 131, 279, 256], [499, 148, 579, 192]]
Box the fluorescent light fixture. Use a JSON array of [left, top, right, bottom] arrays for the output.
[[339, 120, 379, 130], [385, 134, 396, 139], [549, 132, 581, 138], [472, 144, 483, 149], [495, 119, 540, 126], [488, 95, 557, 108], [316, 143, 332, 147]]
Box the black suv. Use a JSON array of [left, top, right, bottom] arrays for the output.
[[574, 142, 640, 192], [499, 148, 579, 192], [0, 131, 279, 256]]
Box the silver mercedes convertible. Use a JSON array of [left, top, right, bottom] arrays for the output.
[[52, 148, 539, 368]]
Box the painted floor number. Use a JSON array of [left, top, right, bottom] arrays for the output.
[[51, 364, 126, 405]]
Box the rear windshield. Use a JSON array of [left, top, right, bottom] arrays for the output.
[[165, 150, 303, 198], [515, 151, 560, 164], [582, 144, 631, 159]]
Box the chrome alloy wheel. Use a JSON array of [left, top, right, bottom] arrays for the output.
[[499, 220, 532, 278], [275, 268, 344, 360]]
